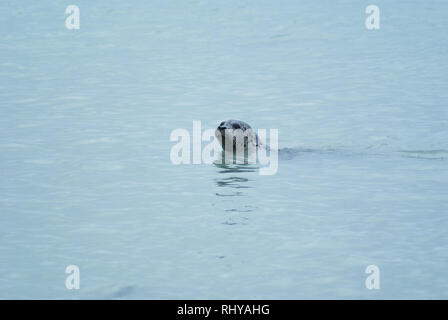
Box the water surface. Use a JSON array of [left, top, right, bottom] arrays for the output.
[[0, 0, 447, 299]]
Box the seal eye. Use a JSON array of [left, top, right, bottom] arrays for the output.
[[233, 123, 241, 130], [219, 122, 225, 127]]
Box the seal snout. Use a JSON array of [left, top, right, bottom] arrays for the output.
[[217, 122, 227, 132]]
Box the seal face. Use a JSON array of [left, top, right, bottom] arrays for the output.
[[215, 120, 258, 155]]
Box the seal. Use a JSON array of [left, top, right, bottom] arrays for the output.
[[215, 120, 259, 152], [214, 120, 264, 165], [214, 120, 279, 174]]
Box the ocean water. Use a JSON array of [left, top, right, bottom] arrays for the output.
[[0, 0, 447, 299]]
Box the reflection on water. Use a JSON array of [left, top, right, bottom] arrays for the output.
[[216, 176, 251, 189], [214, 162, 259, 174], [225, 207, 254, 212], [214, 163, 258, 225]]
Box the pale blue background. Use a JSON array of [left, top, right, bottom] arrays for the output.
[[0, 0, 447, 299]]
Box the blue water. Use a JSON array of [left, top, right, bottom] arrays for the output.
[[1, 0, 447, 299]]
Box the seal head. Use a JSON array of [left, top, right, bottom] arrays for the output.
[[215, 120, 258, 153]]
